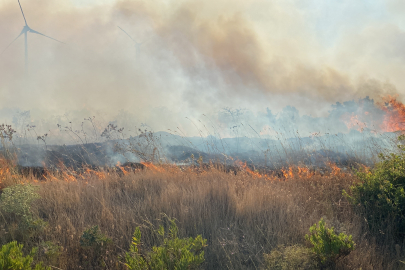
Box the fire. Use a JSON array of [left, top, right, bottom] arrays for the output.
[[83, 168, 108, 180], [379, 95, 405, 132], [326, 162, 342, 176], [119, 166, 129, 176], [0, 158, 19, 185], [341, 113, 367, 132], [116, 162, 129, 176], [339, 96, 405, 133], [234, 161, 319, 181], [297, 166, 315, 178], [281, 166, 314, 180], [281, 167, 294, 179], [62, 171, 77, 182], [0, 156, 350, 188], [235, 160, 274, 180], [141, 162, 165, 173]]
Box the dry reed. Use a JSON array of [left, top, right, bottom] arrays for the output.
[[0, 163, 404, 269]]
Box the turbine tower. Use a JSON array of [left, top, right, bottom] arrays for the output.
[[118, 26, 144, 62], [1, 0, 64, 75]]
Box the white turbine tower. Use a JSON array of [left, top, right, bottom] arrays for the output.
[[1, 0, 64, 75], [118, 26, 144, 62]]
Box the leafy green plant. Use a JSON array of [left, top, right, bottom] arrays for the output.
[[0, 241, 50, 270], [0, 184, 47, 240], [36, 241, 62, 266], [344, 138, 405, 238], [125, 218, 207, 270], [0, 184, 39, 221], [79, 225, 113, 268], [263, 245, 318, 270], [305, 218, 354, 267], [80, 225, 112, 248]]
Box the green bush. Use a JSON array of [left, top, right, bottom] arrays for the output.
[[80, 225, 112, 248], [344, 140, 405, 237], [263, 245, 318, 270], [0, 241, 50, 270], [0, 184, 47, 240], [305, 218, 354, 267], [79, 225, 113, 268], [0, 184, 39, 223], [125, 218, 207, 270], [36, 241, 62, 266]]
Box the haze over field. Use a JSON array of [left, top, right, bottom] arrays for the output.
[[1, 0, 405, 139], [2, 3, 405, 269]]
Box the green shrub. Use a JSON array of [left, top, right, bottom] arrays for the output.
[[0, 184, 39, 223], [344, 141, 405, 237], [0, 184, 47, 240], [0, 241, 50, 270], [36, 241, 62, 266], [79, 225, 113, 268], [80, 225, 112, 248], [125, 218, 207, 270], [263, 245, 318, 270], [305, 218, 354, 267]]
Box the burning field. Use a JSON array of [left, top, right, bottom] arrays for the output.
[[0, 156, 387, 269], [0, 144, 404, 269], [3, 95, 405, 172], [2, 0, 405, 269], [1, 95, 405, 269]]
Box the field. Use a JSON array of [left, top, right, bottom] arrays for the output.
[[1, 158, 404, 270], [2, 0, 405, 269]]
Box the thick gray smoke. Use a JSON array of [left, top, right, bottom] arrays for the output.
[[0, 0, 404, 140]]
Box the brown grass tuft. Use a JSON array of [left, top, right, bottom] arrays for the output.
[[0, 163, 403, 269]]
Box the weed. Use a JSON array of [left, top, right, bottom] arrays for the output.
[[344, 136, 405, 238], [263, 245, 318, 270], [0, 241, 50, 270], [305, 218, 355, 268], [0, 183, 47, 240], [125, 218, 207, 270], [79, 225, 114, 268]]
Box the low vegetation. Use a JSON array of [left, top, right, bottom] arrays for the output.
[[344, 136, 405, 240], [0, 241, 50, 270], [263, 244, 318, 270], [1, 142, 405, 269], [305, 218, 355, 267], [125, 217, 206, 270], [263, 217, 355, 270]]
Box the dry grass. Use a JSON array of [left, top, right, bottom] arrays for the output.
[[1, 162, 404, 269]]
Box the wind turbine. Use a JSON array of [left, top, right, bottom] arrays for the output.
[[118, 26, 144, 62], [1, 0, 64, 75]]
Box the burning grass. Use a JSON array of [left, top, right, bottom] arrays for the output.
[[0, 160, 404, 269]]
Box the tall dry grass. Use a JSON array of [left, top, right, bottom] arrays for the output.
[[1, 163, 404, 269]]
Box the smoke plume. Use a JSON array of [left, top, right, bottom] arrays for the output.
[[0, 0, 404, 137]]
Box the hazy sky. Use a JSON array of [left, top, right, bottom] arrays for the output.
[[0, 0, 405, 138]]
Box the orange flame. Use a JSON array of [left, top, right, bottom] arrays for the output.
[[281, 166, 314, 180], [0, 158, 19, 184], [281, 167, 294, 179], [235, 160, 273, 180], [341, 113, 367, 132], [379, 95, 405, 132], [83, 168, 107, 180], [116, 162, 129, 176], [326, 162, 342, 176], [141, 162, 165, 173]]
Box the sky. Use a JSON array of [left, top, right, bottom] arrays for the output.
[[0, 0, 405, 140]]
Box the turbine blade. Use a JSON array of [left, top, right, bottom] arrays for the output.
[[137, 35, 154, 46], [0, 32, 24, 56], [18, 0, 28, 26], [118, 26, 136, 42], [29, 28, 65, 44]]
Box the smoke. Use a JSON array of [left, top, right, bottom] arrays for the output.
[[0, 0, 404, 138]]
